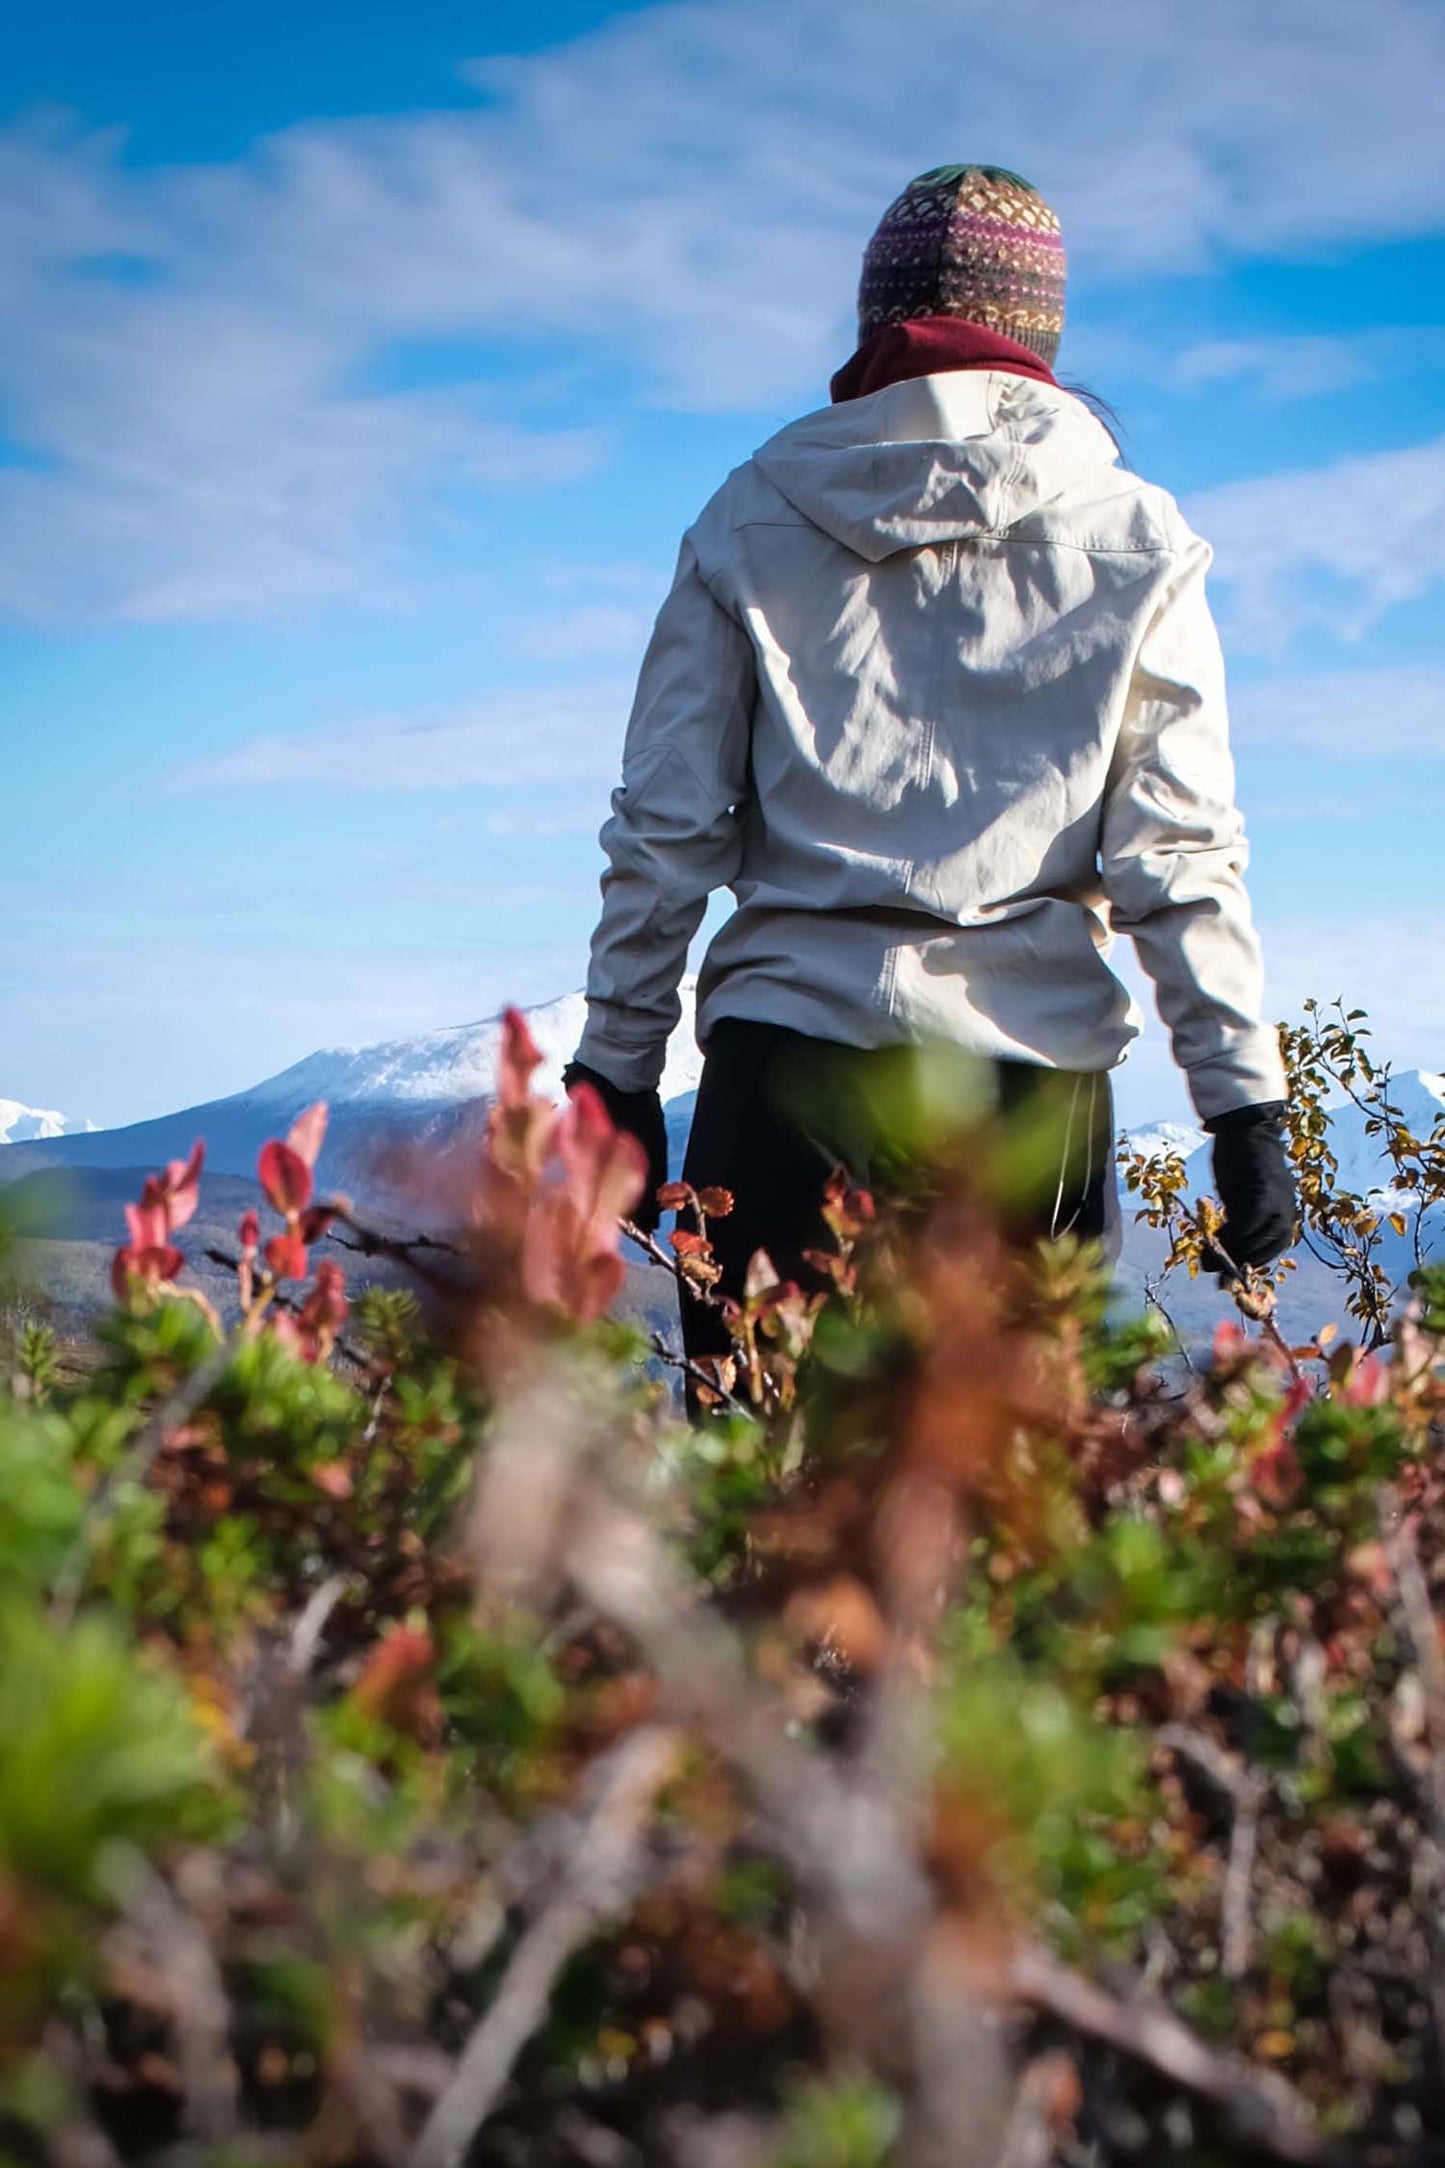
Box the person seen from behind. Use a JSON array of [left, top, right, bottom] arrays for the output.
[[563, 163, 1296, 1369]]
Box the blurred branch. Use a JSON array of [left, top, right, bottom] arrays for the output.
[[469, 1363, 1016, 2168], [114, 1853, 239, 2146], [410, 1724, 683, 2168], [1010, 1945, 1330, 2164], [1158, 1724, 1266, 1980]]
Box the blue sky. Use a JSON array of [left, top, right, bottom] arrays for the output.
[[3, 0, 1443, 1132]]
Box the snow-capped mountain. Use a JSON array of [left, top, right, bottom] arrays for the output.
[[1120, 1119, 1208, 1167], [235, 985, 705, 1118], [3, 981, 1439, 1257], [5, 990, 1440, 1341], [0, 985, 705, 1191], [0, 1098, 96, 1147], [1325, 1070, 1445, 1203], [1122, 1072, 1445, 1211]]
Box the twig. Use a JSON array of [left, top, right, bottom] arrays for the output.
[[646, 1331, 752, 1417], [1011, 1945, 1330, 2164], [330, 1204, 464, 1262], [201, 1247, 371, 1368], [114, 1853, 239, 2144], [1158, 1195, 1307, 1388], [287, 1573, 350, 1676], [468, 1366, 1015, 2166], [410, 1724, 682, 2168], [1142, 1274, 1198, 1377], [1158, 1724, 1265, 1980], [620, 1216, 727, 1313]]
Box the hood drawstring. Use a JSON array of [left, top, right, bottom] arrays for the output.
[[1049, 1071, 1099, 1241]]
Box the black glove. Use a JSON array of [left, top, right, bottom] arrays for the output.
[[1203, 1101, 1296, 1276], [561, 1061, 669, 1233]]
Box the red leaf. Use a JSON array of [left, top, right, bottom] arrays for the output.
[[670, 1228, 712, 1257], [656, 1180, 692, 1210], [1211, 1319, 1250, 1366], [299, 1204, 337, 1243], [159, 1140, 205, 1232], [693, 1186, 735, 1218], [286, 1102, 328, 1170], [351, 1626, 441, 1741], [258, 1139, 313, 1217], [125, 1196, 170, 1253], [265, 1232, 309, 1280], [238, 1209, 260, 1253], [310, 1460, 353, 1500], [303, 1258, 349, 1330], [557, 1085, 647, 1233], [112, 1243, 184, 1300], [498, 1007, 544, 1111], [1250, 1436, 1304, 1509]]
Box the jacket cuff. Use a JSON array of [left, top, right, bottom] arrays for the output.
[[573, 1016, 669, 1095], [1203, 1100, 1286, 1137], [1182, 1034, 1289, 1125]]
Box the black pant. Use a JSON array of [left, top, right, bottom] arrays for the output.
[[678, 1018, 1114, 1371]]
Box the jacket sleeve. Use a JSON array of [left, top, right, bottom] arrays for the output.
[[1101, 533, 1287, 1122], [574, 535, 756, 1092]]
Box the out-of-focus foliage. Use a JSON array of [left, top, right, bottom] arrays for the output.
[[0, 1004, 1442, 2168]]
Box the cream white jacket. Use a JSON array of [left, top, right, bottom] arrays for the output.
[[576, 368, 1286, 1121]]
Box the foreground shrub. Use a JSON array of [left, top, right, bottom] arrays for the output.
[[0, 1006, 1442, 2167]]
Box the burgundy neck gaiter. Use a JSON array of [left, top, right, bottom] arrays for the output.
[[830, 316, 1059, 403]]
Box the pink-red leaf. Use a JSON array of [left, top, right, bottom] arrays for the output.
[[258, 1139, 313, 1217], [286, 1102, 328, 1170], [498, 1007, 544, 1112], [265, 1232, 309, 1281]]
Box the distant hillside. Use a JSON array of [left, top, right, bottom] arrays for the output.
[[0, 985, 706, 1195], [4, 991, 1440, 1345]]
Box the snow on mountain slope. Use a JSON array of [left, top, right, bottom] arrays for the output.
[[241, 985, 704, 1114], [1121, 1073, 1445, 1205], [0, 1098, 95, 1146], [1323, 1070, 1445, 1201], [1120, 1119, 1208, 1167], [0, 985, 704, 1188], [5, 969, 1440, 1294]]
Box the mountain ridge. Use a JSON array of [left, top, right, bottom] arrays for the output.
[[0, 1098, 96, 1148]]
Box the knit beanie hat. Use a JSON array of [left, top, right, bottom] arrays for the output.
[[857, 165, 1066, 366]]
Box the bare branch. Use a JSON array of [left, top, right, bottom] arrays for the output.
[[115, 1854, 239, 2145], [410, 1724, 682, 2168], [1158, 1724, 1266, 1980], [1011, 1945, 1330, 2164]]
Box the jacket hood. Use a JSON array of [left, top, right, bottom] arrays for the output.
[[752, 370, 1119, 563]]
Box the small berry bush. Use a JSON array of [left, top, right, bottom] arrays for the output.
[[1, 1003, 1444, 2168]]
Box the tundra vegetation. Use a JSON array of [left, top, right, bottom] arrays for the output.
[[2, 999, 1445, 2168]]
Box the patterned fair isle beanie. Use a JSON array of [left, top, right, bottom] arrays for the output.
[[857, 164, 1066, 366]]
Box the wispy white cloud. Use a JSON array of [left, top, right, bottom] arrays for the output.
[[1170, 333, 1385, 399], [1260, 915, 1445, 1073], [169, 682, 632, 791], [1188, 438, 1445, 647], [0, 923, 586, 1127], [510, 603, 652, 663], [1231, 664, 1445, 755], [2, 0, 1444, 621]]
